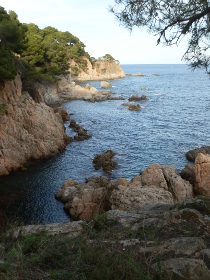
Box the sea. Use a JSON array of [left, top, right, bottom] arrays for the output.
[[0, 64, 209, 225]]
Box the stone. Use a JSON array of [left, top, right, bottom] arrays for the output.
[[153, 258, 210, 280], [141, 164, 168, 189], [55, 177, 109, 221], [195, 153, 210, 196], [69, 119, 91, 141], [110, 185, 174, 211], [128, 95, 141, 102], [181, 163, 195, 185], [140, 94, 147, 101], [100, 81, 112, 88], [11, 221, 85, 239], [162, 166, 194, 202], [186, 146, 210, 162], [128, 104, 141, 111], [93, 150, 117, 172], [55, 107, 70, 122], [162, 237, 206, 257]]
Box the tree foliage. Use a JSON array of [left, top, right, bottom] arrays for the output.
[[21, 24, 88, 81], [0, 6, 90, 82], [0, 7, 26, 82], [99, 54, 120, 64], [112, 0, 210, 73]]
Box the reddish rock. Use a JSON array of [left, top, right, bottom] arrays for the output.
[[195, 153, 210, 196]]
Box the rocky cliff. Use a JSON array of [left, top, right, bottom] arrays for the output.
[[0, 75, 67, 176], [69, 57, 125, 81]]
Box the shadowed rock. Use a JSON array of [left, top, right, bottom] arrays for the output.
[[93, 150, 117, 172], [69, 119, 91, 141], [186, 146, 210, 162], [55, 107, 70, 122]]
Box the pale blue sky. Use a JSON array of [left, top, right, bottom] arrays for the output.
[[1, 0, 187, 64]]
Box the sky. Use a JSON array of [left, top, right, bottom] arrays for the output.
[[0, 0, 187, 64]]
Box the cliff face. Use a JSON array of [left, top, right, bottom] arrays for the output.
[[69, 57, 125, 81], [0, 75, 67, 176]]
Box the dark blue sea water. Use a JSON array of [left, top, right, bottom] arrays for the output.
[[0, 64, 209, 225]]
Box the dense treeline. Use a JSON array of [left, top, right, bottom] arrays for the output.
[[0, 6, 89, 82]]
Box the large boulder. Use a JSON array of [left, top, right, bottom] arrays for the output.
[[141, 164, 168, 189], [162, 166, 194, 202], [55, 177, 110, 221], [93, 150, 117, 172], [195, 153, 210, 196], [110, 185, 174, 211]]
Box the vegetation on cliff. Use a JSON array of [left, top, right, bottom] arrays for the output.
[[0, 7, 26, 82], [0, 6, 90, 82]]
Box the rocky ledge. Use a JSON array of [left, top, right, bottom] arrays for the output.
[[55, 163, 193, 221], [8, 197, 210, 280]]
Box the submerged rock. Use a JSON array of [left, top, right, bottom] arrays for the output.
[[128, 94, 147, 102], [140, 94, 147, 101], [128, 104, 141, 111], [93, 150, 117, 172], [128, 95, 141, 102]]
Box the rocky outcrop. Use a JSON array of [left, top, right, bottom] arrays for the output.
[[100, 81, 112, 88], [93, 150, 117, 172], [55, 177, 109, 221], [186, 146, 210, 162], [56, 164, 193, 221], [69, 120, 91, 141], [0, 75, 67, 176], [7, 197, 210, 280], [69, 57, 125, 81], [195, 153, 210, 196], [34, 76, 121, 106], [128, 104, 141, 111]]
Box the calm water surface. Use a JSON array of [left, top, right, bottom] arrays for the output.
[[0, 64, 209, 224]]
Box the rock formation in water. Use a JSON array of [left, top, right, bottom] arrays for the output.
[[69, 57, 125, 81], [0, 75, 67, 176], [32, 75, 121, 106], [56, 163, 193, 221], [93, 150, 117, 172]]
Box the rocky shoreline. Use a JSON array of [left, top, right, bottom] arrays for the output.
[[1, 70, 210, 279]]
